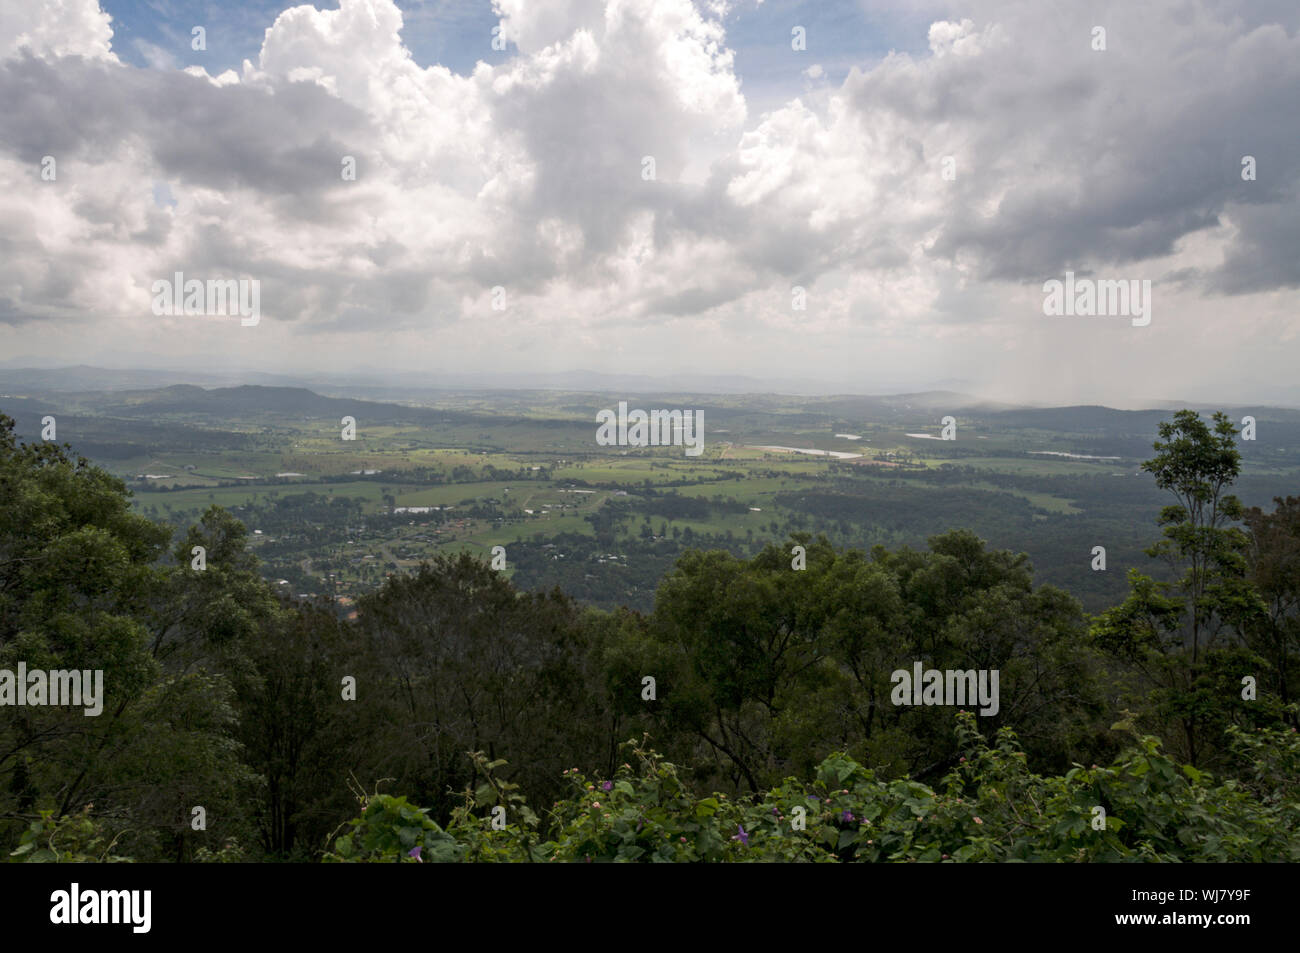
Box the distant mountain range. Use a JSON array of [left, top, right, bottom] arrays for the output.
[[0, 364, 988, 400], [0, 366, 1296, 419]]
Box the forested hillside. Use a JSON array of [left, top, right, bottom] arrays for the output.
[[2, 410, 1297, 863]]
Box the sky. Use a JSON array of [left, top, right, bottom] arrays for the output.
[[0, 0, 1297, 405]]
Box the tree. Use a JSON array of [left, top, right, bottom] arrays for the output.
[[150, 505, 278, 675], [0, 415, 254, 860], [348, 553, 612, 822], [235, 601, 361, 857], [1243, 496, 1300, 714], [642, 531, 1106, 793], [1092, 410, 1266, 766]]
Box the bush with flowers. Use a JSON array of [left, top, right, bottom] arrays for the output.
[[324, 707, 1300, 863]]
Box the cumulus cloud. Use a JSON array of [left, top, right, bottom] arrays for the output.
[[0, 0, 115, 62], [0, 0, 1296, 403]]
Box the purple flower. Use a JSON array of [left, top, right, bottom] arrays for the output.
[[601, 780, 613, 791], [841, 810, 854, 823], [732, 825, 749, 847], [408, 846, 422, 861], [772, 807, 779, 816]]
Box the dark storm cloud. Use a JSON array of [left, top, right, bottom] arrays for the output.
[[0, 51, 377, 210]]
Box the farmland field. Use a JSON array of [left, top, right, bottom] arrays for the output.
[[5, 380, 1298, 613]]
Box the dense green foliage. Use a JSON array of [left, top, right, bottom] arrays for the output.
[[327, 712, 1300, 863], [2, 409, 1297, 862]]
